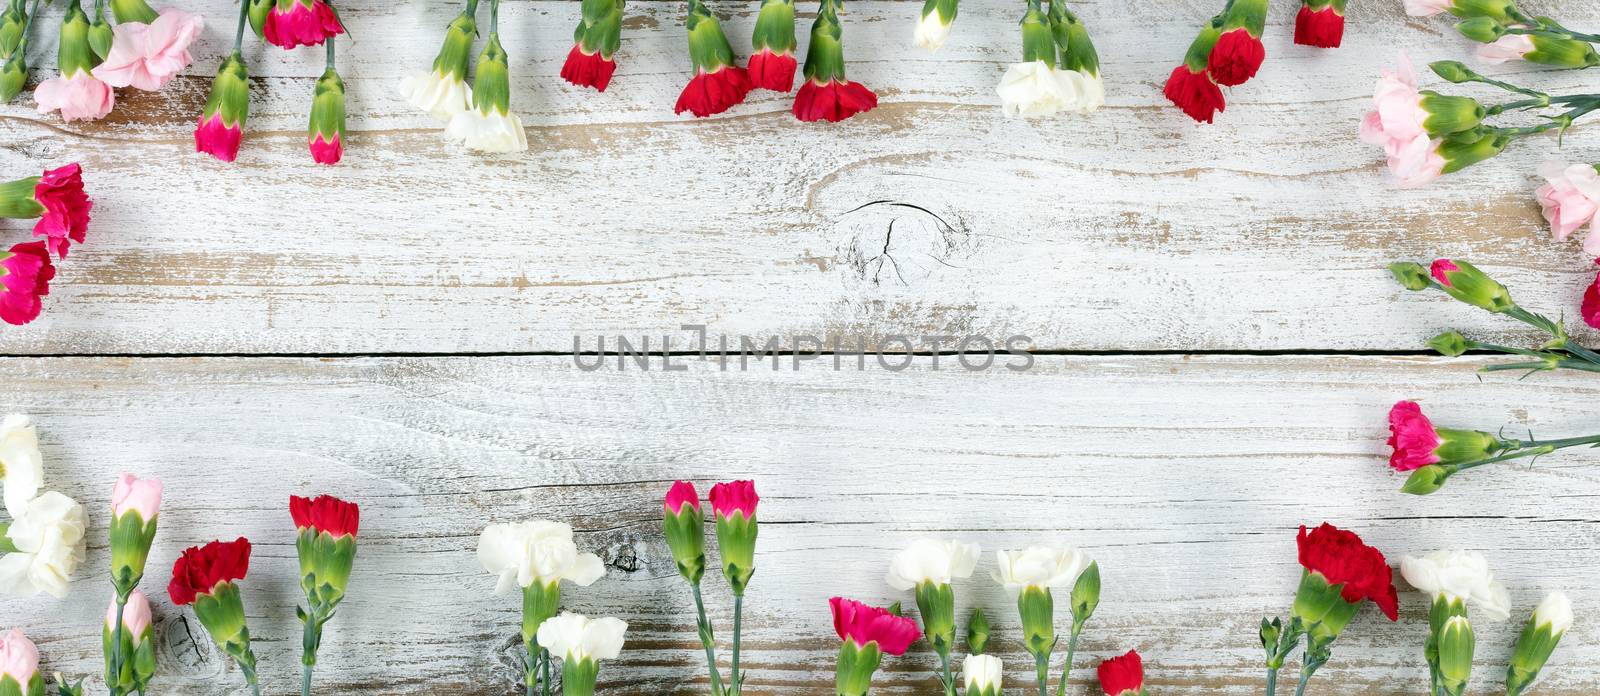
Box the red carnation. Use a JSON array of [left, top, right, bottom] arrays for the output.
[[561, 44, 617, 92], [31, 163, 91, 259], [1582, 260, 1600, 330], [1163, 66, 1226, 124], [1296, 523, 1399, 621], [1207, 28, 1265, 87], [0, 242, 55, 326], [1294, 5, 1345, 48], [1097, 650, 1145, 696], [291, 494, 360, 538], [793, 79, 877, 123], [747, 49, 797, 92], [168, 538, 252, 606], [675, 66, 754, 118]]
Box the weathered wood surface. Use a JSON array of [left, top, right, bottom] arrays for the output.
[[1, 1, 1600, 353], [1, 355, 1598, 694]]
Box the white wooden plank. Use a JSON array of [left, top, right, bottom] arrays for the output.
[[1, 354, 1598, 693], [0, 2, 1599, 353]]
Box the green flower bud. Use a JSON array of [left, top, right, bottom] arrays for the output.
[[52, 674, 85, 696], [1427, 331, 1472, 357], [662, 498, 706, 585], [1431, 259, 1514, 313], [1526, 34, 1600, 69], [1420, 92, 1485, 136], [109, 510, 159, 596], [1389, 262, 1432, 291], [431, 4, 478, 79], [470, 33, 512, 115], [1437, 615, 1475, 695], [886, 601, 903, 616], [1, 52, 28, 103], [713, 506, 758, 596], [1429, 60, 1477, 83], [1434, 427, 1500, 464], [87, 18, 112, 62], [56, 1, 96, 77], [1070, 560, 1101, 628], [562, 656, 602, 696], [1439, 130, 1510, 177], [966, 608, 990, 654], [1402, 464, 1454, 495], [108, 0, 157, 24], [685, 1, 737, 72], [0, 1, 26, 59], [573, 0, 623, 59], [192, 581, 258, 680], [248, 0, 272, 38], [1454, 16, 1505, 42]]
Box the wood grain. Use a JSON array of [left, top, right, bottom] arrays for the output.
[[1, 354, 1598, 694], [1, 1, 1599, 353]]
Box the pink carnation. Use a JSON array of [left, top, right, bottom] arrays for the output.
[[194, 112, 243, 162], [112, 473, 164, 521], [309, 133, 342, 165], [1583, 261, 1600, 330], [1387, 400, 1442, 472], [829, 597, 920, 656], [665, 480, 700, 514], [1476, 34, 1535, 65], [709, 480, 758, 519], [91, 8, 204, 91], [1535, 161, 1600, 252], [0, 629, 39, 685], [0, 242, 55, 326], [106, 589, 154, 639], [1359, 55, 1446, 188], [264, 0, 344, 49], [1402, 0, 1452, 16], [34, 72, 115, 122], [31, 163, 91, 259]]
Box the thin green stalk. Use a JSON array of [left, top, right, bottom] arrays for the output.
[[691, 584, 726, 696], [540, 647, 552, 696], [1454, 445, 1558, 472], [231, 0, 249, 51], [303, 664, 313, 696], [1034, 651, 1050, 696], [938, 650, 955, 696], [730, 593, 744, 696], [1504, 25, 1600, 43], [1293, 669, 1312, 696], [111, 596, 127, 696], [524, 639, 538, 696], [1266, 668, 1278, 696], [1053, 629, 1080, 696]]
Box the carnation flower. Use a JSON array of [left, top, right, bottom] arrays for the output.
[[1293, 1, 1344, 48], [1097, 650, 1144, 696], [194, 54, 249, 162], [0, 491, 87, 598], [167, 537, 251, 606], [91, 8, 202, 90], [749, 0, 797, 91], [1534, 161, 1600, 253], [794, 0, 876, 122], [885, 539, 980, 590], [1400, 550, 1511, 620], [991, 545, 1091, 594], [1208, 27, 1264, 86], [1164, 65, 1224, 124], [1296, 522, 1399, 620], [0, 415, 43, 518], [263, 0, 343, 49], [561, 0, 624, 92], [0, 242, 55, 326], [477, 520, 604, 593], [830, 597, 920, 655]]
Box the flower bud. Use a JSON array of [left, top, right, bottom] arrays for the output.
[[966, 608, 990, 654], [1402, 464, 1454, 495], [1070, 560, 1101, 628], [290, 495, 359, 610], [308, 68, 346, 165], [104, 590, 157, 694], [1427, 331, 1471, 357], [87, 17, 113, 62], [0, 2, 25, 59], [1389, 262, 1432, 291], [53, 673, 84, 696], [108, 0, 157, 23], [1454, 16, 1504, 42], [109, 474, 162, 596], [1525, 34, 1600, 69], [963, 653, 1002, 696], [1429, 60, 1476, 83], [1290, 569, 1360, 642], [709, 480, 758, 595], [1445, 0, 1512, 22], [1259, 617, 1281, 654], [1507, 592, 1572, 695], [194, 54, 250, 162], [661, 481, 706, 584], [1430, 259, 1514, 312], [834, 638, 883, 696], [0, 52, 26, 103], [1437, 615, 1475, 695], [247, 0, 272, 38], [1438, 130, 1510, 177], [0, 629, 41, 696]]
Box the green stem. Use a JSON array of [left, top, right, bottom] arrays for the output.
[[111, 596, 127, 696], [730, 593, 744, 696], [938, 650, 955, 696], [1294, 670, 1312, 696], [1266, 668, 1278, 696], [1504, 25, 1600, 43], [489, 0, 498, 33], [525, 639, 538, 696], [1485, 96, 1550, 116], [691, 584, 726, 696], [325, 27, 335, 70], [540, 647, 551, 696], [1034, 651, 1050, 696], [1464, 73, 1547, 99], [232, 0, 248, 51], [1053, 628, 1079, 696], [302, 663, 313, 696]]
